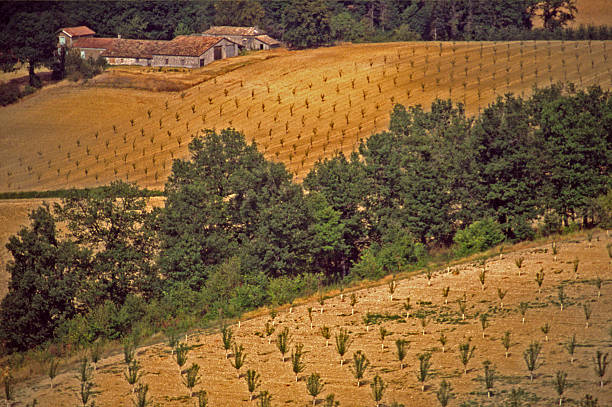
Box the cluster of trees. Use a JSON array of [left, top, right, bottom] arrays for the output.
[[0, 84, 609, 353]]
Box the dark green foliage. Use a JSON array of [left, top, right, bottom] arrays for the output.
[[214, 0, 264, 27], [245, 369, 260, 400], [351, 351, 370, 387], [0, 11, 57, 86], [0, 205, 86, 351], [453, 218, 505, 257], [531, 86, 611, 228], [282, 0, 331, 49], [54, 181, 160, 308], [417, 352, 432, 391], [277, 327, 291, 362], [371, 374, 385, 406], [436, 379, 453, 407], [291, 343, 306, 381], [183, 363, 200, 396], [466, 95, 542, 240], [306, 373, 325, 405], [523, 342, 542, 381], [159, 128, 311, 298], [133, 383, 152, 407]]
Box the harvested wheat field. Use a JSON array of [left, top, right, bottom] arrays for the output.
[[7, 233, 612, 407], [0, 41, 611, 193]]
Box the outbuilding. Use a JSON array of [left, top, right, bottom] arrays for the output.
[[101, 39, 168, 66], [57, 26, 96, 47], [202, 26, 281, 50], [70, 38, 117, 61], [151, 36, 239, 68]]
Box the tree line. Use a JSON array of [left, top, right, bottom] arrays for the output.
[[0, 83, 610, 353]]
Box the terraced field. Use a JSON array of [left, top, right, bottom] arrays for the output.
[[0, 40, 610, 192]]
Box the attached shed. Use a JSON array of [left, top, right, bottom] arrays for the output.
[[202, 26, 281, 51], [101, 39, 168, 66], [57, 26, 96, 47], [71, 38, 117, 61], [152, 36, 238, 68], [253, 35, 281, 50]]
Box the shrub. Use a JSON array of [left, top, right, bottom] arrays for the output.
[[453, 218, 504, 257], [0, 82, 21, 106]]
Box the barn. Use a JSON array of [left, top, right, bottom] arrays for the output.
[[202, 26, 281, 50], [151, 36, 238, 68]]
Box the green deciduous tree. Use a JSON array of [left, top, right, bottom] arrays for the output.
[[214, 0, 264, 27], [282, 0, 331, 48], [0, 205, 87, 351], [55, 181, 160, 308], [0, 11, 57, 86]]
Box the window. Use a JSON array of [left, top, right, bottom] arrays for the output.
[[80, 50, 85, 59], [165, 58, 169, 64], [59, 36, 65, 45]]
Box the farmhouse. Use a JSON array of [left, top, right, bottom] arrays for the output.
[[58, 26, 240, 68], [202, 26, 281, 50]]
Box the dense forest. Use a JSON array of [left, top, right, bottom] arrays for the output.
[[1, 84, 610, 353]]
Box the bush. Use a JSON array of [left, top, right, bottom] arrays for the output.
[[453, 218, 505, 257], [267, 274, 319, 305], [349, 235, 427, 281], [593, 190, 612, 229], [0, 82, 21, 106], [392, 24, 422, 41], [538, 212, 563, 237], [508, 216, 535, 241]]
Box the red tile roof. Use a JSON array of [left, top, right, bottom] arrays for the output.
[[154, 36, 224, 57], [203, 26, 263, 36], [60, 26, 96, 37], [101, 39, 168, 59], [255, 35, 280, 46], [72, 38, 117, 50]]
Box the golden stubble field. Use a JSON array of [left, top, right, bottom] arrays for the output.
[[0, 40, 611, 194], [8, 233, 612, 406]]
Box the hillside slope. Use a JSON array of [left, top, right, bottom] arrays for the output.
[[0, 41, 610, 193], [7, 234, 612, 406]]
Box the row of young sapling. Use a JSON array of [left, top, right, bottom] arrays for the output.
[[3, 238, 608, 406], [217, 239, 609, 406]]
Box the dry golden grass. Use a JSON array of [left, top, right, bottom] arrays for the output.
[[5, 233, 611, 406], [0, 41, 611, 194], [571, 0, 612, 27]]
